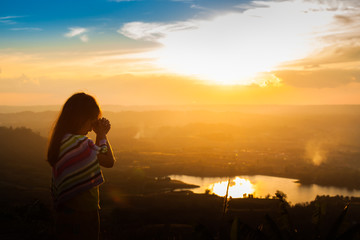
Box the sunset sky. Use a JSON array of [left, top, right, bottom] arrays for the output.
[[1, 0, 360, 105]]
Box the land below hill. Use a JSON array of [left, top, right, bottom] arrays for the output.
[[1, 151, 359, 240], [1, 106, 360, 238], [1, 187, 360, 239], [0, 105, 360, 191], [0, 123, 360, 239]]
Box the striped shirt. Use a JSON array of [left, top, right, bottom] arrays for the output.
[[51, 134, 107, 208]]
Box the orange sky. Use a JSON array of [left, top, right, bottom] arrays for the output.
[[1, 0, 360, 105]]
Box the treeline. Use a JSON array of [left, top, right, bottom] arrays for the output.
[[0, 126, 47, 166], [0, 127, 50, 205]]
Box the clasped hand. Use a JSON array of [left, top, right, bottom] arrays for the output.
[[93, 117, 111, 136]]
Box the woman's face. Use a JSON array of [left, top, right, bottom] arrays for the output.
[[77, 118, 98, 135]]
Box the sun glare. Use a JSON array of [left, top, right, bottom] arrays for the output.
[[153, 0, 338, 86], [209, 177, 255, 198]]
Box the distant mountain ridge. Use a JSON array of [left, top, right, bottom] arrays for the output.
[[1, 104, 360, 114]]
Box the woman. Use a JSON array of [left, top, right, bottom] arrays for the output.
[[47, 92, 116, 240]]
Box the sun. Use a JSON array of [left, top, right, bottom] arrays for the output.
[[155, 44, 266, 86], [156, 41, 284, 86], [151, 0, 335, 86]]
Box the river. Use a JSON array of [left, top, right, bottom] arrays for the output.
[[169, 175, 360, 204]]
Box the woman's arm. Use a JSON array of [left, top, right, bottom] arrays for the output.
[[96, 135, 116, 168], [93, 118, 116, 168]]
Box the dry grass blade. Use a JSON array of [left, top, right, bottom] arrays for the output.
[[325, 203, 349, 240], [265, 213, 284, 240], [222, 178, 231, 217]]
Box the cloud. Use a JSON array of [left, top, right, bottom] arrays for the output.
[[120, 0, 351, 85], [0, 16, 23, 24], [0, 74, 40, 93], [118, 0, 360, 86], [119, 21, 197, 41], [171, 0, 194, 2], [275, 69, 360, 88], [65, 27, 87, 37], [2, 68, 360, 105], [283, 44, 360, 68], [64, 27, 89, 42], [334, 14, 354, 24], [10, 27, 42, 31], [190, 4, 207, 10], [80, 35, 89, 42], [275, 4, 360, 88], [0, 16, 22, 20], [306, 0, 360, 9], [108, 0, 136, 2]]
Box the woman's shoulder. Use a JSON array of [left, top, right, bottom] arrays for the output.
[[60, 134, 92, 150], [62, 133, 89, 142]]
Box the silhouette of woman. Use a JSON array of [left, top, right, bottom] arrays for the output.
[[47, 92, 116, 240]]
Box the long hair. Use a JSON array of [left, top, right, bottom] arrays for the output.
[[47, 92, 101, 167]]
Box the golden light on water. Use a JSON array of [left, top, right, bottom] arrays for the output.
[[208, 177, 255, 198]]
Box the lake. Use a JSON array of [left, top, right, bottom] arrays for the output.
[[169, 175, 360, 204]]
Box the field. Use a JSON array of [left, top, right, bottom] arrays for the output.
[[0, 105, 360, 239]]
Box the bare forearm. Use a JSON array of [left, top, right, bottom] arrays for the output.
[[96, 135, 116, 168], [96, 134, 107, 145]]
